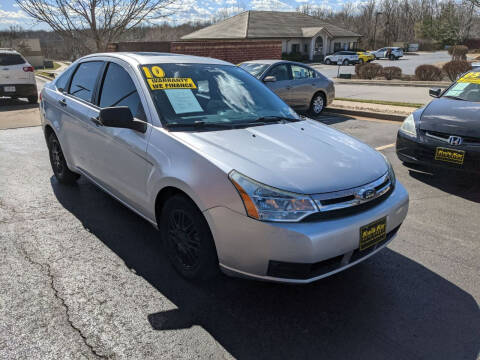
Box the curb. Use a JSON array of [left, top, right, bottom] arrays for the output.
[[325, 107, 405, 122], [36, 74, 54, 81], [333, 79, 450, 88]]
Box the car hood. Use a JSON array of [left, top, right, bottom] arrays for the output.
[[171, 119, 387, 194], [419, 98, 480, 138]]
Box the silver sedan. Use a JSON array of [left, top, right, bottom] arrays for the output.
[[239, 60, 334, 116], [40, 52, 408, 284]]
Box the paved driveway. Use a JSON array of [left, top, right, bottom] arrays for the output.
[[0, 114, 479, 359]]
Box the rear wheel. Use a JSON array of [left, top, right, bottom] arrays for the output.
[[342, 59, 349, 66], [160, 195, 219, 280], [325, 58, 331, 65], [309, 92, 326, 117], [359, 58, 364, 64], [389, 54, 395, 61], [47, 132, 80, 184]]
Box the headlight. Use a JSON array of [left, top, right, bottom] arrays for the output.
[[229, 170, 317, 222], [400, 114, 416, 137], [381, 153, 396, 186]]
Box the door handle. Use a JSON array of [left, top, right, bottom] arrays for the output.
[[90, 117, 102, 127], [58, 99, 67, 107]]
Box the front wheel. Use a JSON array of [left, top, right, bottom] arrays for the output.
[[325, 59, 331, 65], [47, 132, 80, 184], [389, 54, 395, 60], [342, 59, 349, 66], [309, 93, 326, 117], [160, 195, 219, 280]]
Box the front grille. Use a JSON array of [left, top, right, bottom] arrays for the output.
[[267, 225, 401, 280], [304, 173, 393, 221], [424, 130, 480, 145]]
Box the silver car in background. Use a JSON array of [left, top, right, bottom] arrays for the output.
[[40, 52, 408, 284], [239, 60, 334, 116]]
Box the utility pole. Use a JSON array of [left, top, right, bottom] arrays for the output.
[[373, 11, 383, 50]]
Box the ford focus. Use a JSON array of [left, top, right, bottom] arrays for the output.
[[40, 52, 409, 283]]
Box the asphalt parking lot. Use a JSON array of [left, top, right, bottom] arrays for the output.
[[315, 51, 452, 78], [0, 107, 479, 359]]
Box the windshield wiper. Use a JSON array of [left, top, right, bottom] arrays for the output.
[[166, 121, 235, 130], [444, 95, 467, 101], [249, 116, 301, 125]]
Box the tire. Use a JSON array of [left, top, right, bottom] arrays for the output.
[[28, 95, 38, 104], [47, 132, 80, 184], [309, 92, 326, 117], [342, 59, 349, 66], [359, 59, 364, 64], [325, 58, 331, 65], [160, 195, 219, 280], [389, 54, 395, 61]]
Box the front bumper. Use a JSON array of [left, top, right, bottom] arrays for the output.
[[204, 182, 409, 284], [0, 83, 37, 97], [396, 130, 480, 173]]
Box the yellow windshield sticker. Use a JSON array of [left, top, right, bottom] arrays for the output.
[[142, 65, 196, 90], [147, 77, 197, 90], [457, 72, 480, 84]]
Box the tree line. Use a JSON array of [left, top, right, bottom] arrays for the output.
[[298, 0, 480, 50]]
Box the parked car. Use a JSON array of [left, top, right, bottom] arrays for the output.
[[357, 51, 375, 64], [41, 52, 409, 283], [323, 51, 359, 65], [239, 60, 334, 116], [0, 48, 38, 103], [371, 47, 404, 60], [397, 70, 480, 173]]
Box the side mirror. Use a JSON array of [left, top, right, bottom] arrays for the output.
[[429, 88, 442, 98], [263, 75, 277, 83], [98, 106, 147, 133]]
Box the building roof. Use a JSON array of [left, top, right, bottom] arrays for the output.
[[182, 11, 361, 40]]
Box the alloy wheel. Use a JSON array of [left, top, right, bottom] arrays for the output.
[[312, 95, 324, 114], [166, 209, 201, 270]]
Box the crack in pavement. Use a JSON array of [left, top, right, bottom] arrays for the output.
[[17, 243, 109, 359]]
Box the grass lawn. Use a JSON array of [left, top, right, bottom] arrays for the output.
[[335, 97, 424, 108]]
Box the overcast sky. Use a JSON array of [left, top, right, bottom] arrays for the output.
[[0, 0, 354, 31]]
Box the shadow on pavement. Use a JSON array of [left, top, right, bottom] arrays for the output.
[[0, 98, 38, 112], [51, 176, 480, 360], [405, 163, 480, 203], [315, 112, 354, 125]]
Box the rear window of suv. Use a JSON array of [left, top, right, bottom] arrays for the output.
[[0, 53, 25, 66]]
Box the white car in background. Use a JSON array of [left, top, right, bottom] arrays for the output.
[[371, 47, 404, 60], [324, 51, 359, 66], [0, 49, 38, 103]]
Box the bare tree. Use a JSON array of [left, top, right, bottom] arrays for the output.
[[15, 0, 176, 52]]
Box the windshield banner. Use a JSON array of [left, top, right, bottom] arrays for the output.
[[142, 66, 197, 90], [457, 72, 480, 84]]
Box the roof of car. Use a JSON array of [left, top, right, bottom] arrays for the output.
[[0, 48, 20, 54], [81, 52, 232, 66], [240, 59, 312, 67]]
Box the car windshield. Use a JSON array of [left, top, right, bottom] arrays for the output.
[[443, 73, 480, 102], [141, 63, 299, 128], [238, 62, 270, 78]]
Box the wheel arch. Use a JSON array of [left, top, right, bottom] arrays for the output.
[[44, 124, 55, 144], [154, 186, 200, 225]]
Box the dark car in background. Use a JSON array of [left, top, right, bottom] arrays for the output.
[[396, 70, 480, 173], [239, 60, 334, 116]]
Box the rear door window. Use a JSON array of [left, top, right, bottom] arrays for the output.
[[291, 65, 315, 80], [0, 54, 25, 66], [99, 62, 146, 121], [69, 61, 103, 103]]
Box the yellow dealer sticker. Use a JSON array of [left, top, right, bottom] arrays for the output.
[[147, 77, 197, 90], [457, 72, 480, 84], [142, 65, 196, 90], [435, 147, 465, 165]]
